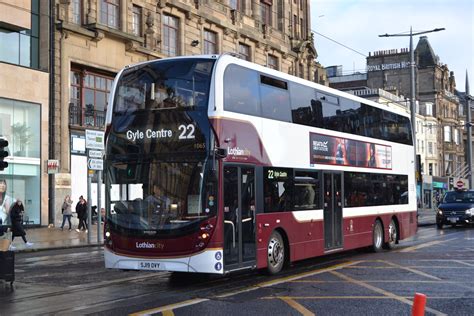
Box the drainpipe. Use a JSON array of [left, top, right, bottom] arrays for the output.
[[48, 0, 55, 226]]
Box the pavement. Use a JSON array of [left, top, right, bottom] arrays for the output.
[[1, 222, 103, 253], [0, 209, 436, 253]]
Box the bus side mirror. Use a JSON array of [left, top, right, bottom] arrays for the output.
[[215, 147, 227, 159]]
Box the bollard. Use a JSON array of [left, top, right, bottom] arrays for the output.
[[412, 292, 427, 316]]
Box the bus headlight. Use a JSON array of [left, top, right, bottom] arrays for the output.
[[437, 210, 443, 215], [466, 208, 474, 215], [105, 231, 111, 238]]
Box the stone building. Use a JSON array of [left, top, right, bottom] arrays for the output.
[[366, 36, 465, 182], [50, 0, 320, 225], [0, 0, 50, 226], [327, 36, 466, 200]]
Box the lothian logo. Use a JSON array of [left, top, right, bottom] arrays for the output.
[[136, 242, 156, 249]]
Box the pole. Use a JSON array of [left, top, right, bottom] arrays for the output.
[[408, 27, 421, 211], [468, 98, 473, 189], [97, 170, 102, 243], [87, 169, 92, 244]]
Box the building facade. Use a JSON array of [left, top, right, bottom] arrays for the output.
[[366, 36, 466, 183], [0, 0, 50, 226], [327, 36, 466, 206], [51, 0, 320, 225]]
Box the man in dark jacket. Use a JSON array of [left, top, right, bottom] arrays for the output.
[[75, 196, 88, 232]]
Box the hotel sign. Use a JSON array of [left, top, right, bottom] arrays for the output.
[[367, 61, 410, 72]]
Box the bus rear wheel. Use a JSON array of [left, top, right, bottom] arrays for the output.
[[383, 218, 398, 250], [372, 220, 384, 252], [267, 231, 285, 275]]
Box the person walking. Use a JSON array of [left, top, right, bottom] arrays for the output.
[[0, 179, 14, 225], [60, 195, 73, 231], [9, 199, 33, 250], [75, 196, 88, 233]]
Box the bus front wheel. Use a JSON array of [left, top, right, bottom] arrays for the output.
[[372, 220, 384, 252], [267, 231, 285, 275]]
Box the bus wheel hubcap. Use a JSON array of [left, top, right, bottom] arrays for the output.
[[268, 238, 283, 267], [388, 222, 396, 243]]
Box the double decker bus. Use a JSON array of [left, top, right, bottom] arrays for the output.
[[103, 54, 417, 275]]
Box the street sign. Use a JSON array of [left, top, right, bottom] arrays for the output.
[[88, 158, 103, 170], [85, 130, 105, 150], [88, 150, 103, 158], [46, 160, 60, 174]]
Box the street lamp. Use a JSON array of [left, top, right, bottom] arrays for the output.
[[466, 73, 473, 188], [379, 27, 445, 211]]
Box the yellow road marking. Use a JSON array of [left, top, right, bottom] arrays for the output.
[[380, 260, 442, 280], [280, 297, 315, 316], [217, 261, 361, 298], [330, 271, 446, 316], [129, 298, 208, 316], [130, 261, 360, 315], [398, 238, 457, 252]]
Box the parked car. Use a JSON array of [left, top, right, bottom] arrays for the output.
[[436, 189, 474, 229]]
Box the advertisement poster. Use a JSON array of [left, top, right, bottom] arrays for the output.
[[310, 133, 392, 169]]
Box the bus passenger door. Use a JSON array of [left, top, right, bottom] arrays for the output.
[[323, 172, 343, 250], [223, 165, 256, 270]]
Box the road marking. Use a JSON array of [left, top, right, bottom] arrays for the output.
[[380, 260, 442, 280], [330, 271, 447, 316], [130, 261, 360, 315], [398, 238, 457, 252], [129, 299, 208, 316], [453, 260, 474, 267], [280, 297, 315, 316], [263, 295, 474, 300]]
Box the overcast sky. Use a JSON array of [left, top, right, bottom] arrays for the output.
[[310, 0, 473, 92]]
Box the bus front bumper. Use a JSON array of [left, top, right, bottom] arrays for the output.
[[104, 247, 224, 274]]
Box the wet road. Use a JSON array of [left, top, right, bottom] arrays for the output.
[[1, 225, 473, 315]]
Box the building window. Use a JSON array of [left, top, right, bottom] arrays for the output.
[[163, 15, 179, 56], [204, 30, 217, 54], [131, 5, 142, 36], [277, 0, 283, 31], [261, 3, 272, 26], [443, 126, 451, 142], [0, 1, 39, 68], [71, 0, 81, 24], [239, 43, 250, 61], [230, 0, 246, 13], [428, 142, 433, 155], [293, 14, 298, 38], [100, 0, 119, 29], [459, 103, 464, 116], [454, 128, 459, 145], [425, 102, 433, 116], [300, 17, 305, 39], [267, 55, 278, 70], [69, 70, 114, 129], [299, 64, 304, 79], [0, 98, 41, 225]]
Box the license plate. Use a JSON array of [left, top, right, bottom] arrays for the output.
[[448, 217, 458, 223], [138, 261, 161, 270]]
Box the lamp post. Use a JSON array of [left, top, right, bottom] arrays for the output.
[[379, 27, 445, 211], [467, 73, 473, 188]]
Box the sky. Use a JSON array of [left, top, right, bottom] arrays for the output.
[[310, 0, 473, 92]]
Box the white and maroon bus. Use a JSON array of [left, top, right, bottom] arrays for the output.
[[103, 54, 417, 275]]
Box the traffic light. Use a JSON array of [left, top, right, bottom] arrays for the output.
[[0, 139, 9, 171]]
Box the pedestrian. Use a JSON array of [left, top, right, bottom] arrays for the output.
[[60, 195, 73, 231], [75, 195, 88, 233], [0, 179, 15, 225], [9, 199, 33, 250]]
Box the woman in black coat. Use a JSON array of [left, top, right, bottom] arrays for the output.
[[10, 199, 33, 248], [75, 196, 88, 232]]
